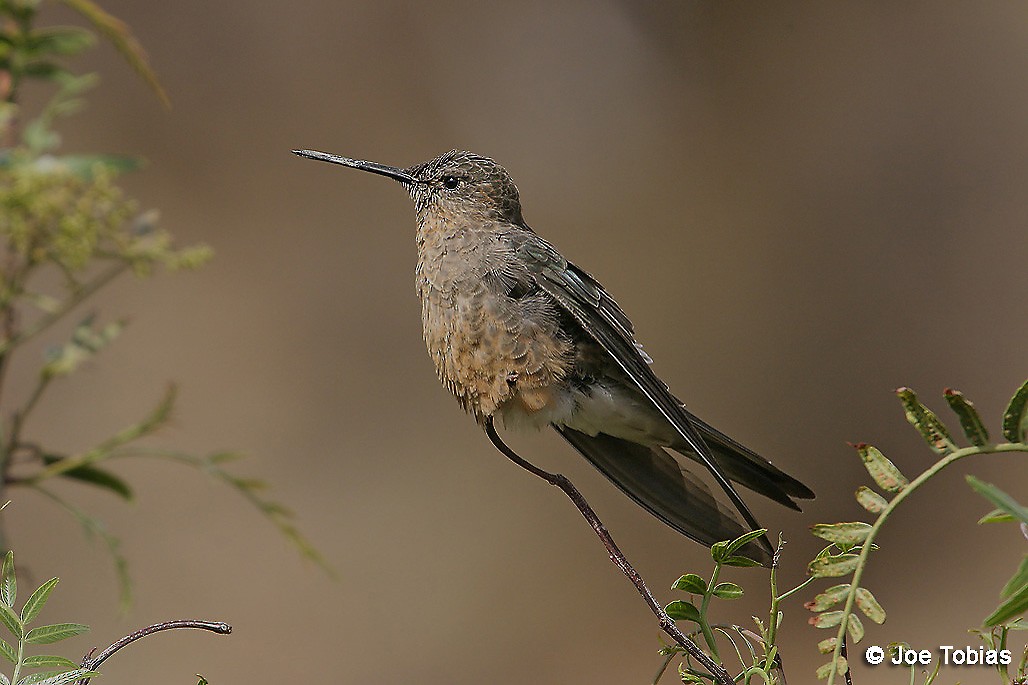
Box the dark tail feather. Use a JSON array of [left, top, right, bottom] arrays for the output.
[[556, 427, 772, 564], [678, 411, 815, 509]]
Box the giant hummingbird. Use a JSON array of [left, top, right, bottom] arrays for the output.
[[293, 148, 814, 562]]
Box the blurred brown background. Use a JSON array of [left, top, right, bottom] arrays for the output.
[[4, 2, 1027, 683]]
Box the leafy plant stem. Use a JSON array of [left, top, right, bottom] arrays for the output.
[[6, 374, 52, 460], [699, 564, 722, 659], [31, 485, 131, 609], [825, 442, 1028, 685], [11, 625, 24, 685], [998, 625, 1010, 681], [651, 650, 678, 685], [0, 261, 127, 358], [776, 576, 815, 603], [28, 385, 173, 483]]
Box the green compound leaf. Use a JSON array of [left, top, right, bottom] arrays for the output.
[[967, 476, 1028, 525], [855, 587, 887, 624], [808, 610, 844, 629], [720, 555, 762, 568], [1, 553, 15, 608], [711, 582, 744, 600], [21, 578, 59, 624], [805, 584, 851, 612], [808, 554, 860, 578], [665, 600, 702, 623], [1002, 378, 1028, 443], [853, 443, 908, 493], [895, 387, 956, 453], [671, 574, 707, 594], [855, 486, 888, 513], [943, 388, 989, 446], [984, 583, 1028, 628], [811, 522, 872, 545], [23, 623, 88, 645]]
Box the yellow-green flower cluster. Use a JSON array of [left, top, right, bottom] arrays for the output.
[[0, 159, 211, 278]]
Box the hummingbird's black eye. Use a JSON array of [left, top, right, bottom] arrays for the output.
[[442, 175, 460, 190]]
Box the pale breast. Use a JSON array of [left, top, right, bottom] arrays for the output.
[[417, 225, 573, 420]]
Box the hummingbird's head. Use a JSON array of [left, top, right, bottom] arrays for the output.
[[404, 150, 523, 225], [292, 148, 524, 226]]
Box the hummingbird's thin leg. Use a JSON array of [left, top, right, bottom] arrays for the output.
[[483, 418, 735, 685]]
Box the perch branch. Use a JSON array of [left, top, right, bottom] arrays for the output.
[[484, 418, 734, 685], [79, 619, 232, 685]]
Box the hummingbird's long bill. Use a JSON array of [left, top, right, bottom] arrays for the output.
[[292, 149, 416, 184]]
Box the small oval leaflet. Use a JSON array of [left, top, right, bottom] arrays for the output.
[[20, 578, 59, 625], [1002, 378, 1028, 443], [943, 388, 989, 446], [846, 614, 865, 643], [805, 583, 851, 612], [896, 387, 955, 453], [811, 522, 872, 545], [711, 582, 744, 600], [855, 486, 888, 513], [0, 637, 15, 664], [855, 587, 887, 624], [664, 600, 701, 623], [854, 443, 909, 493], [671, 573, 707, 594], [23, 623, 89, 645], [0, 605, 22, 640], [1, 552, 15, 608], [809, 610, 844, 628], [808, 554, 860, 578], [816, 656, 848, 680]]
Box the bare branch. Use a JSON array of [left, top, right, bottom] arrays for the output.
[[484, 418, 734, 685], [79, 620, 231, 685]]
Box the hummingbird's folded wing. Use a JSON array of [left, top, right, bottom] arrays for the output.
[[517, 235, 773, 556], [684, 410, 816, 507], [556, 427, 771, 564]]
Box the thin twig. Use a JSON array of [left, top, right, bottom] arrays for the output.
[[79, 620, 231, 685], [0, 261, 127, 357], [484, 418, 734, 685], [651, 649, 678, 685], [7, 374, 52, 456]]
